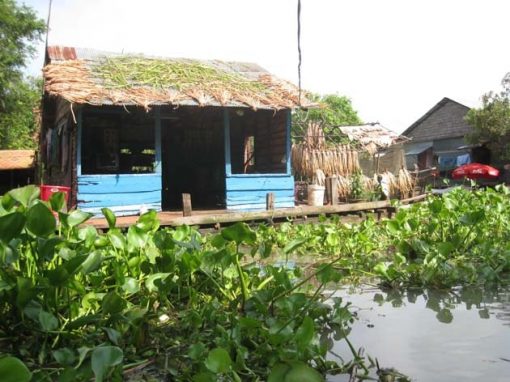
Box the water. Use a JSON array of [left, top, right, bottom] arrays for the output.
[[328, 285, 510, 381]]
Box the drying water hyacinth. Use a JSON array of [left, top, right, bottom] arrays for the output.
[[93, 56, 266, 93], [43, 54, 311, 110]]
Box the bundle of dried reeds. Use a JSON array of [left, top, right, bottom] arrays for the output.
[[291, 143, 360, 180], [397, 167, 416, 198], [335, 176, 351, 200]]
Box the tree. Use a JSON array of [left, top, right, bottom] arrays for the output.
[[466, 77, 510, 161], [0, 0, 46, 149], [292, 93, 362, 144]]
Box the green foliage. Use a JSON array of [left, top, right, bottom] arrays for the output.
[[0, 185, 356, 381], [0, 356, 31, 382], [466, 91, 510, 161], [292, 93, 362, 144], [0, 0, 45, 149]]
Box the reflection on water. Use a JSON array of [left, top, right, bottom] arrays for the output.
[[328, 285, 510, 382]]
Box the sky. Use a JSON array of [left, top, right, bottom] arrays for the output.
[[19, 0, 510, 134]]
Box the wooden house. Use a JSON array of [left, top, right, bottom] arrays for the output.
[[41, 46, 312, 216], [0, 150, 36, 195], [339, 123, 408, 175], [401, 97, 487, 172]]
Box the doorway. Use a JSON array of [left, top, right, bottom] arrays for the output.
[[161, 107, 226, 210]]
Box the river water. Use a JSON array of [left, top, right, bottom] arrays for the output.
[[328, 285, 510, 381]]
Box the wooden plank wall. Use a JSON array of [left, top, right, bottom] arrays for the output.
[[77, 174, 162, 216], [225, 175, 294, 211]]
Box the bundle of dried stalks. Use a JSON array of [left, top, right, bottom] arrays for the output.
[[335, 176, 351, 200], [363, 175, 377, 193], [397, 167, 416, 198], [291, 143, 360, 180]]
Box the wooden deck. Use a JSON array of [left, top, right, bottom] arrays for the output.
[[86, 194, 428, 230]]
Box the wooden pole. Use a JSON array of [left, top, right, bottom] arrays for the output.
[[266, 192, 275, 210], [182, 193, 192, 217], [326, 176, 338, 205]]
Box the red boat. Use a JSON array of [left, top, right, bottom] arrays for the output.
[[451, 163, 499, 180]]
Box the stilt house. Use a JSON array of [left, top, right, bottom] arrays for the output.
[[41, 46, 311, 216]]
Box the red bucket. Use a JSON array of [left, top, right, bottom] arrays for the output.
[[40, 185, 70, 203]]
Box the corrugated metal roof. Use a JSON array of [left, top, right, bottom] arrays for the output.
[[47, 46, 77, 61], [0, 150, 35, 170], [339, 123, 408, 149], [404, 141, 433, 156], [43, 46, 313, 110]]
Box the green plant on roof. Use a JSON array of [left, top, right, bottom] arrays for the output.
[[92, 56, 267, 94]]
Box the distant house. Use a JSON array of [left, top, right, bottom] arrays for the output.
[[339, 122, 409, 175], [0, 150, 35, 194], [401, 97, 487, 172], [40, 46, 312, 216]]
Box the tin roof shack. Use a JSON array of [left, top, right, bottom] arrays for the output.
[[0, 150, 36, 195], [339, 123, 408, 176], [41, 46, 312, 216], [401, 98, 488, 173]]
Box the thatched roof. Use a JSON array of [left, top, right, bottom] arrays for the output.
[[339, 123, 408, 154], [0, 150, 35, 170], [43, 46, 313, 110]]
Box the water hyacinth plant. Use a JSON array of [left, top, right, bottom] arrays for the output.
[[0, 185, 359, 381]]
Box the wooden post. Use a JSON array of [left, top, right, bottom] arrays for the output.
[[325, 176, 338, 205], [266, 192, 275, 210], [182, 193, 192, 217]]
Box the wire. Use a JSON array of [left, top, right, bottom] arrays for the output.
[[297, 0, 302, 106]]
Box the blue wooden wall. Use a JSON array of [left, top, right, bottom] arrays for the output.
[[223, 109, 295, 211], [76, 107, 295, 215], [77, 174, 162, 216], [226, 174, 294, 210], [76, 107, 162, 217]]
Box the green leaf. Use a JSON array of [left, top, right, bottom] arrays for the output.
[[386, 220, 400, 234], [460, 210, 485, 225], [437, 242, 455, 257], [121, 277, 140, 294], [39, 237, 63, 261], [204, 347, 232, 373], [52, 348, 76, 366], [268, 363, 291, 382], [108, 230, 126, 251], [101, 207, 116, 229], [26, 202, 56, 237], [9, 185, 39, 207], [188, 343, 206, 360], [1, 192, 16, 211], [49, 191, 66, 212], [46, 266, 70, 287], [283, 238, 307, 254], [145, 273, 170, 292], [91, 346, 123, 382], [221, 222, 256, 245], [101, 291, 126, 315], [136, 209, 159, 232], [0, 356, 32, 382], [296, 316, 315, 350], [127, 225, 147, 249], [102, 327, 121, 345], [67, 210, 93, 227], [284, 362, 323, 381], [81, 251, 102, 274], [0, 212, 25, 243], [39, 310, 59, 331], [16, 277, 35, 308]]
